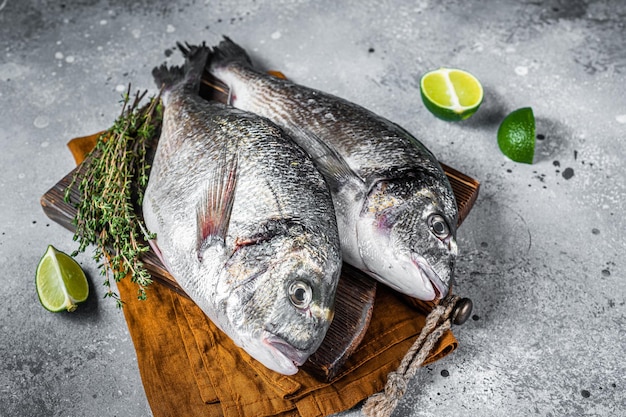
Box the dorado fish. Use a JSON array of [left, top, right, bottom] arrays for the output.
[[142, 44, 342, 375], [207, 37, 458, 301]]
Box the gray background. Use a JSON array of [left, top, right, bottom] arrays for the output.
[[1, 0, 624, 416]]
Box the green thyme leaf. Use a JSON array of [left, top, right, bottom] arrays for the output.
[[65, 86, 162, 306]]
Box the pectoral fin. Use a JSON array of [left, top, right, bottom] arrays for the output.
[[196, 152, 238, 261], [293, 127, 362, 192]]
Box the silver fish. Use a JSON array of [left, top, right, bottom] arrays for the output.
[[142, 45, 342, 375], [207, 37, 458, 301]]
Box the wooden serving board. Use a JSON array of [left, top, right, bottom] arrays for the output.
[[40, 71, 479, 381]]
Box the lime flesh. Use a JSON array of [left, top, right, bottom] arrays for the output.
[[420, 68, 483, 121], [36, 245, 89, 312]]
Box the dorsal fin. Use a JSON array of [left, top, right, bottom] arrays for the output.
[[196, 149, 238, 261]]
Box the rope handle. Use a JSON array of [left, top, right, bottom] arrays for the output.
[[363, 294, 471, 417]]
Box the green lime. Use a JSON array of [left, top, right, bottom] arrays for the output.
[[36, 245, 89, 312], [497, 107, 535, 164], [420, 68, 483, 121]]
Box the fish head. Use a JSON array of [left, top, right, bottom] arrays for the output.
[[357, 175, 458, 301], [221, 228, 340, 375]]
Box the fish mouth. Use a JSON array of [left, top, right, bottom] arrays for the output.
[[263, 334, 310, 372], [412, 255, 450, 301]]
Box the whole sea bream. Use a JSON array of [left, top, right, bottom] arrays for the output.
[[207, 37, 459, 301], [142, 45, 342, 375]]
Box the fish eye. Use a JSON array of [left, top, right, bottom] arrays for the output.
[[428, 214, 450, 239], [288, 281, 312, 309]]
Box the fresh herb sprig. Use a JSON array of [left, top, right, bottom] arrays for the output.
[[65, 87, 162, 307]]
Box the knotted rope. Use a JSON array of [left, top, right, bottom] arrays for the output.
[[362, 294, 461, 417]]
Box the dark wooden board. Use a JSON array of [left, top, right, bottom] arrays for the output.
[[41, 72, 480, 381]]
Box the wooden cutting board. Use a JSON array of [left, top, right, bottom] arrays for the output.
[[40, 72, 479, 381]]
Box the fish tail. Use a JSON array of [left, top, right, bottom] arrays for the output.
[[152, 42, 210, 100], [208, 36, 253, 71]]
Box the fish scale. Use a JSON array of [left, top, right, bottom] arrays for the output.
[[143, 44, 341, 376], [208, 37, 459, 301]]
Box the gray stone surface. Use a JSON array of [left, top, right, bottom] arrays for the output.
[[1, 0, 624, 416]]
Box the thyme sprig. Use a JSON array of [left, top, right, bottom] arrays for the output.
[[65, 87, 162, 307]]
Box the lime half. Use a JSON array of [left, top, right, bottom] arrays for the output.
[[497, 107, 535, 164], [420, 68, 483, 121], [36, 245, 89, 312]]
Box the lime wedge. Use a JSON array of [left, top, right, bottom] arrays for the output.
[[420, 68, 483, 121], [36, 245, 89, 312], [497, 107, 535, 164]]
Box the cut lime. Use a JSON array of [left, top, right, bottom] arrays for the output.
[[36, 245, 89, 312], [420, 68, 483, 121], [497, 107, 535, 164]]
